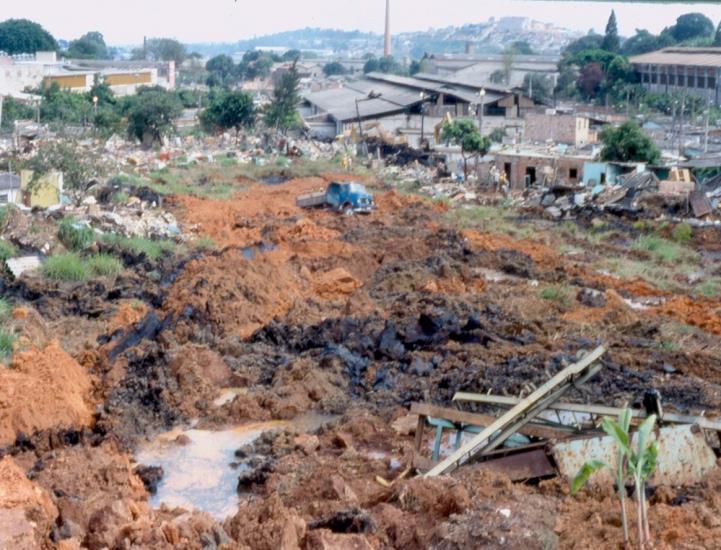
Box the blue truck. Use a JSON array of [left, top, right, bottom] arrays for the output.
[[296, 182, 375, 214]]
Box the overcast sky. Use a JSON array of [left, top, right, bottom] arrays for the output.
[[5, 1, 721, 45]]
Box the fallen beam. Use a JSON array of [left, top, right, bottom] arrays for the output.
[[424, 346, 606, 477], [410, 403, 584, 442], [453, 393, 721, 432]]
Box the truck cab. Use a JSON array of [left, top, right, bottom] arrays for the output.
[[325, 182, 375, 213]]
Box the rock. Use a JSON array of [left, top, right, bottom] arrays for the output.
[[544, 206, 562, 220], [293, 434, 319, 455], [175, 434, 191, 446], [331, 475, 359, 504], [305, 530, 374, 550], [540, 193, 556, 207], [576, 288, 607, 308], [391, 414, 418, 436], [133, 465, 164, 494], [332, 432, 354, 449]]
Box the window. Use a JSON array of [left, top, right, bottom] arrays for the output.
[[651, 73, 657, 84], [0, 194, 8, 204], [569, 168, 578, 179]]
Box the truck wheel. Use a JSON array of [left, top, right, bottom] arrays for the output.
[[341, 203, 354, 216]]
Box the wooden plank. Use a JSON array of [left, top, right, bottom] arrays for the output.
[[424, 346, 606, 477], [453, 393, 721, 432], [410, 403, 580, 441], [414, 414, 425, 452]]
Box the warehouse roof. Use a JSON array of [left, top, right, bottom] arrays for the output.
[[630, 48, 721, 68], [302, 85, 422, 122]]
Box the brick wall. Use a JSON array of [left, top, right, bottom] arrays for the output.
[[524, 113, 590, 147]]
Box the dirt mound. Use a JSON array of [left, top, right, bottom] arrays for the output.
[[106, 301, 148, 335], [224, 494, 306, 550], [167, 250, 304, 339], [0, 341, 95, 446], [460, 229, 560, 268], [0, 456, 57, 549], [652, 296, 721, 335]]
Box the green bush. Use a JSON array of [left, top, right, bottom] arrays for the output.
[[43, 253, 89, 281], [0, 299, 12, 321], [633, 235, 683, 263], [0, 240, 16, 261], [86, 254, 123, 277], [0, 330, 14, 361], [539, 285, 573, 306], [671, 223, 693, 243], [102, 234, 176, 259], [58, 217, 96, 251]]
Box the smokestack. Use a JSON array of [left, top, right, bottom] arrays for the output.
[[384, 0, 391, 57]]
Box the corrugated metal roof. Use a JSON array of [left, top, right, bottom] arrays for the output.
[[630, 48, 721, 68], [302, 85, 420, 122], [365, 72, 506, 104]]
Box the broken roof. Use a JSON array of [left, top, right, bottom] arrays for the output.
[[630, 47, 721, 68], [302, 85, 422, 123]]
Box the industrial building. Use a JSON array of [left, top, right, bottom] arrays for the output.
[[300, 72, 537, 144], [630, 47, 721, 105]]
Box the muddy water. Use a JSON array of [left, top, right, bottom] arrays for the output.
[[135, 413, 336, 519]]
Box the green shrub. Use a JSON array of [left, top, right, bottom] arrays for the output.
[[58, 217, 96, 251], [671, 223, 693, 243], [111, 191, 130, 204], [102, 234, 176, 259], [697, 278, 721, 298], [633, 235, 684, 263], [0, 240, 16, 261], [43, 253, 89, 281], [0, 330, 14, 360], [0, 299, 12, 321], [192, 235, 217, 251], [86, 254, 123, 277], [539, 285, 573, 306]]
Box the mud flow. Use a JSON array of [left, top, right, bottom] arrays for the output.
[[2, 171, 721, 549]]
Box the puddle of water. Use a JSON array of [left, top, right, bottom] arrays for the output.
[[134, 412, 337, 520]]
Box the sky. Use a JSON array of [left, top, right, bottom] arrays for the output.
[[5, 0, 721, 45]]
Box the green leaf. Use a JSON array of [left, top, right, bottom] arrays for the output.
[[572, 460, 607, 494], [602, 417, 632, 457], [633, 414, 657, 475], [618, 408, 632, 434], [641, 441, 658, 480]]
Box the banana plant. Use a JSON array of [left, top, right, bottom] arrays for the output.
[[628, 414, 658, 547], [572, 408, 633, 545]]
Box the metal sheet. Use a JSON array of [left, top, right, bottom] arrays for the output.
[[553, 424, 716, 487]]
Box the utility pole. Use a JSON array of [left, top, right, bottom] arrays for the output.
[[679, 95, 685, 158]]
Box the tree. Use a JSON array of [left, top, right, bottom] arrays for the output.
[[511, 40, 534, 55], [600, 121, 661, 164], [125, 88, 183, 147], [264, 62, 300, 132], [67, 31, 108, 59], [363, 55, 404, 75], [24, 140, 106, 204], [576, 62, 605, 99], [200, 90, 256, 137], [523, 73, 553, 103], [501, 46, 517, 85], [142, 38, 187, 65], [714, 22, 721, 46], [441, 119, 491, 180], [621, 29, 674, 56], [40, 82, 93, 127], [0, 97, 34, 130], [0, 18, 57, 54], [205, 54, 236, 87], [489, 70, 506, 84], [563, 33, 603, 58], [602, 11, 620, 53], [281, 49, 301, 62], [88, 75, 115, 106], [323, 61, 346, 77], [668, 13, 714, 42]]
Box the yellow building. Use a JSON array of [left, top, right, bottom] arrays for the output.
[[20, 170, 64, 208]]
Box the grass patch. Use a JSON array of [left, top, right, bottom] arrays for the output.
[[86, 254, 123, 277], [192, 235, 217, 251], [632, 235, 695, 264], [43, 253, 89, 281], [539, 285, 573, 306], [102, 234, 177, 259], [696, 277, 721, 298], [0, 330, 14, 361], [0, 299, 12, 321], [671, 222, 693, 243], [0, 240, 16, 261], [111, 191, 130, 204], [58, 217, 96, 251]]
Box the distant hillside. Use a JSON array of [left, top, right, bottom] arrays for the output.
[[187, 17, 582, 59]]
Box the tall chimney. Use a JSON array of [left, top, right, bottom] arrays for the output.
[[384, 0, 391, 57]]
